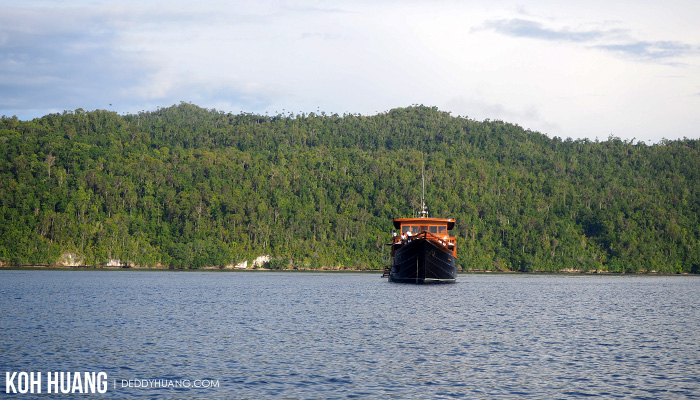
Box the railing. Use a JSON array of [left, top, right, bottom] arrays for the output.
[[392, 231, 454, 246]]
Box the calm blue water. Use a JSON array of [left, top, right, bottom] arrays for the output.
[[1, 271, 699, 399]]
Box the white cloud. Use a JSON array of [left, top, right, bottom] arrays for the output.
[[1, 0, 699, 143]]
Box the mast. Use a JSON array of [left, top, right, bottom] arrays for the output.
[[420, 153, 428, 218]]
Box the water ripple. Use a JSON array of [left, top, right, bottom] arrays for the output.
[[1, 272, 699, 398]]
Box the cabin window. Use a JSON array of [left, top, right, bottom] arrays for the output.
[[403, 224, 448, 235], [402, 225, 420, 234]]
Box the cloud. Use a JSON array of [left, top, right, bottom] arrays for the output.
[[300, 32, 343, 40], [0, 6, 157, 115], [443, 96, 560, 136], [480, 17, 699, 63], [479, 18, 614, 43], [594, 41, 697, 62], [1, 1, 699, 143], [0, 2, 281, 117]]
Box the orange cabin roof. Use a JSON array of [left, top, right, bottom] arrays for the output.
[[393, 217, 455, 230]]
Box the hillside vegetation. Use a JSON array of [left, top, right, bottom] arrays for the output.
[[1, 103, 699, 272]]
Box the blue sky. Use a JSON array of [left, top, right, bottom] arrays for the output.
[[1, 0, 699, 143]]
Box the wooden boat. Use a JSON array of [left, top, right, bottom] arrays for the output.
[[383, 156, 457, 283], [383, 213, 457, 284]]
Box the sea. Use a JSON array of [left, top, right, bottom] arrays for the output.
[[1, 270, 699, 399]]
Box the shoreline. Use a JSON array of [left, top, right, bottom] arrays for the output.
[[0, 265, 695, 275]]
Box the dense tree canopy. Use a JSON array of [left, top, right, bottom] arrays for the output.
[[1, 103, 698, 272]]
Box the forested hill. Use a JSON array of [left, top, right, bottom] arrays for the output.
[[1, 103, 699, 272]]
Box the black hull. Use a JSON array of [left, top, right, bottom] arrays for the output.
[[389, 238, 457, 283]]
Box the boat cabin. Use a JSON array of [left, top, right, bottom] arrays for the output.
[[393, 217, 455, 237], [392, 217, 457, 256]]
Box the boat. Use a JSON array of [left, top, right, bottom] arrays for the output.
[[382, 158, 457, 283], [383, 213, 458, 283]]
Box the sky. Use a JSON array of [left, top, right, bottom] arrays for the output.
[[1, 0, 699, 143]]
